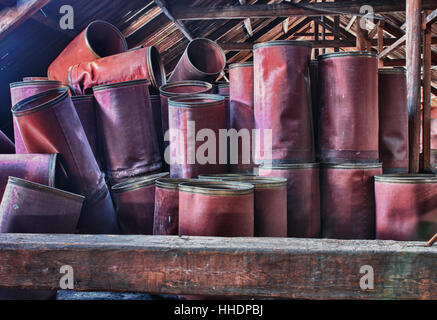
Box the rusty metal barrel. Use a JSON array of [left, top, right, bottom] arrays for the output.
[[378, 68, 408, 173], [10, 80, 62, 154], [253, 40, 314, 163], [258, 163, 320, 238], [169, 38, 226, 82], [0, 130, 14, 154], [149, 94, 165, 169], [178, 180, 254, 236], [229, 62, 256, 173], [93, 79, 162, 180], [153, 177, 194, 235], [111, 172, 169, 235], [168, 94, 228, 178], [309, 60, 320, 159], [48, 20, 128, 84], [318, 51, 379, 163], [375, 174, 437, 241], [198, 175, 287, 237], [321, 163, 382, 239]]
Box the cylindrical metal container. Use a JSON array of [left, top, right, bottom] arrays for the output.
[[168, 94, 228, 178], [111, 172, 169, 234], [159, 80, 213, 147], [0, 130, 14, 154], [309, 60, 320, 159], [0, 176, 84, 233], [258, 163, 320, 238], [253, 40, 314, 162], [169, 38, 226, 82], [321, 163, 382, 239], [217, 82, 229, 96], [0, 153, 67, 200], [12, 87, 105, 197], [150, 94, 166, 169], [198, 176, 287, 237], [153, 177, 194, 235], [0, 177, 84, 300], [318, 51, 379, 163], [178, 180, 254, 236], [68, 46, 166, 95], [375, 174, 437, 241], [10, 80, 62, 154], [378, 68, 408, 173], [93, 79, 162, 180], [229, 62, 256, 173], [48, 20, 128, 84], [71, 95, 104, 172]]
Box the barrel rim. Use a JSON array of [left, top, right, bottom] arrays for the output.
[[321, 163, 382, 169], [259, 163, 319, 170], [156, 178, 196, 190], [146, 45, 167, 88], [84, 20, 128, 59], [9, 80, 62, 88], [378, 67, 406, 74], [168, 94, 224, 108], [229, 62, 254, 69], [199, 175, 287, 188], [159, 80, 212, 97], [186, 38, 226, 76], [12, 87, 68, 117], [71, 94, 94, 102], [92, 78, 149, 91], [198, 173, 257, 179], [375, 173, 437, 184], [179, 180, 254, 196], [317, 51, 377, 60], [48, 153, 58, 188], [253, 40, 312, 50], [111, 172, 169, 193], [8, 176, 84, 202], [217, 82, 229, 88]]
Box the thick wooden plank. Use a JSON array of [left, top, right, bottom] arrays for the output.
[[0, 234, 435, 299], [425, 8, 437, 25], [0, 0, 50, 40], [406, 0, 422, 173], [378, 34, 406, 59], [154, 0, 193, 41], [173, 0, 437, 20]]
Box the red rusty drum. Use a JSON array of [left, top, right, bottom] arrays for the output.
[[168, 94, 227, 178], [48, 20, 128, 84], [198, 176, 287, 237], [375, 174, 437, 241], [229, 62, 256, 173], [0, 130, 14, 154], [309, 60, 320, 159], [169, 38, 226, 82], [253, 40, 314, 162], [178, 180, 254, 236], [93, 79, 162, 180], [321, 163, 382, 240], [258, 163, 320, 238], [318, 51, 379, 163], [150, 94, 165, 168], [378, 68, 408, 173], [217, 82, 229, 96], [153, 177, 194, 235], [68, 46, 166, 95], [10, 80, 62, 154], [111, 172, 169, 234], [0, 153, 67, 200]]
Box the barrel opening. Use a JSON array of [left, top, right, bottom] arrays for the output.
[[187, 39, 225, 74], [86, 21, 127, 58]]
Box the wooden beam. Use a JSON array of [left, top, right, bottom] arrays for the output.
[[173, 0, 437, 20], [153, 0, 193, 41], [0, 0, 50, 40], [355, 17, 368, 50], [425, 8, 437, 25], [377, 22, 385, 67], [314, 16, 355, 44], [406, 0, 422, 173], [0, 234, 435, 299], [378, 34, 406, 58], [422, 10, 432, 171]]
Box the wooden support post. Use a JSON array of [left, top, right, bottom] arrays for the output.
[[314, 19, 319, 57], [153, 0, 193, 41], [355, 17, 368, 50], [422, 10, 432, 171], [406, 0, 422, 173], [377, 21, 384, 67]]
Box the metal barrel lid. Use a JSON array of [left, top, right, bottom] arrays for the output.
[[374, 173, 437, 184], [159, 80, 212, 97], [12, 87, 68, 117], [378, 67, 406, 74], [155, 178, 197, 190], [179, 180, 254, 196], [254, 40, 312, 50], [317, 51, 377, 60], [10, 80, 62, 88], [7, 176, 84, 202], [111, 172, 169, 193], [168, 94, 224, 108], [321, 163, 382, 170], [259, 162, 319, 170], [229, 62, 253, 69], [199, 175, 287, 189], [92, 78, 149, 91]]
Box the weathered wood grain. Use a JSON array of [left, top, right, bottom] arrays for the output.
[[0, 234, 435, 299]]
